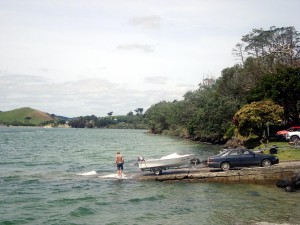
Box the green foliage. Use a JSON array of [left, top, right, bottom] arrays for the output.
[[233, 100, 284, 137], [110, 114, 147, 129], [144, 86, 241, 142], [247, 66, 300, 124], [216, 65, 248, 102], [243, 136, 262, 149], [127, 111, 134, 116], [68, 116, 87, 128], [224, 126, 236, 139], [68, 114, 147, 129], [134, 108, 144, 115], [144, 101, 174, 133], [254, 141, 300, 161], [0, 107, 55, 126], [185, 87, 240, 141], [1, 26, 299, 148], [241, 26, 300, 66], [228, 26, 300, 107]]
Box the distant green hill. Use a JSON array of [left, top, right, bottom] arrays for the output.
[[0, 107, 55, 126]]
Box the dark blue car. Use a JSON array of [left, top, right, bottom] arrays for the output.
[[207, 148, 279, 171]]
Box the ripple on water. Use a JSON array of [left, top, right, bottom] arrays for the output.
[[128, 194, 166, 203], [50, 196, 96, 206], [1, 128, 300, 225], [70, 206, 95, 217]]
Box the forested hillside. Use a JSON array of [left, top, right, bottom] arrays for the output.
[[2, 26, 299, 146], [144, 26, 300, 145], [68, 113, 147, 129]]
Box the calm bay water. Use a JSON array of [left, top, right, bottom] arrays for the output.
[[0, 127, 299, 225]]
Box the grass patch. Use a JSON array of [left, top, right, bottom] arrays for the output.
[[254, 141, 300, 161], [0, 107, 54, 126]]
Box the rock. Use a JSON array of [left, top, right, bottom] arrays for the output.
[[276, 172, 300, 192]]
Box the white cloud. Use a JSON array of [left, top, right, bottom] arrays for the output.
[[0, 73, 188, 117], [129, 15, 163, 29], [116, 44, 154, 53], [144, 76, 168, 85], [0, 0, 300, 117]]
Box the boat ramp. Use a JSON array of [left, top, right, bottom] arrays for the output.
[[135, 161, 300, 185]]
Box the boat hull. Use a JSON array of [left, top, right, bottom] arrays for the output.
[[138, 153, 195, 169]]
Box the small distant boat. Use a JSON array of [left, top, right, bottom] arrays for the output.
[[137, 153, 196, 175]]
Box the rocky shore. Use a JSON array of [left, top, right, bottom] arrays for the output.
[[135, 160, 300, 184]]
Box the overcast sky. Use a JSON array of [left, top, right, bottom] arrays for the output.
[[1, 0, 299, 117]]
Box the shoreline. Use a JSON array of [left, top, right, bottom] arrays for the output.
[[135, 160, 300, 184]]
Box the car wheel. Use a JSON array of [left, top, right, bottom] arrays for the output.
[[261, 159, 271, 167], [220, 162, 230, 171], [290, 136, 300, 142]]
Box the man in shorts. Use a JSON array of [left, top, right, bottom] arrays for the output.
[[115, 151, 124, 177]]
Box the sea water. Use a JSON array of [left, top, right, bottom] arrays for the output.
[[0, 127, 299, 225]]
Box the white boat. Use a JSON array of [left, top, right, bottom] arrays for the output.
[[137, 153, 195, 175]]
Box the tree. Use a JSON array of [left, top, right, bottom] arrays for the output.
[[127, 111, 134, 116], [107, 112, 113, 116], [95, 117, 113, 127], [135, 108, 143, 115], [24, 116, 31, 121], [85, 122, 94, 128], [69, 116, 86, 128], [215, 65, 248, 102], [233, 100, 284, 137], [247, 66, 300, 125], [185, 86, 240, 142], [144, 101, 174, 133], [232, 43, 245, 65], [241, 26, 300, 67], [143, 26, 299, 143]]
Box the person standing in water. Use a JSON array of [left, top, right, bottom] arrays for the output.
[[115, 151, 124, 177]]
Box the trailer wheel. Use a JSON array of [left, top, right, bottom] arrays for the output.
[[153, 168, 162, 175]]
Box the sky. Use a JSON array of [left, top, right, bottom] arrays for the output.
[[1, 0, 300, 117]]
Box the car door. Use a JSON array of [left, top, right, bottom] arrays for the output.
[[241, 149, 257, 166], [226, 149, 243, 167]]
